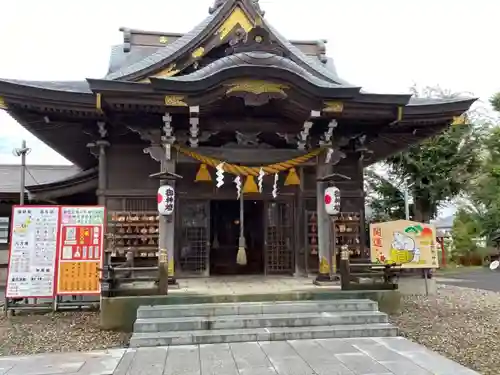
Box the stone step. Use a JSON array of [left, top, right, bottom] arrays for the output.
[[134, 311, 389, 333], [136, 299, 378, 319], [129, 323, 398, 347]]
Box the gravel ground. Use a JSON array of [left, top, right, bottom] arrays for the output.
[[390, 284, 499, 375], [0, 311, 130, 356]]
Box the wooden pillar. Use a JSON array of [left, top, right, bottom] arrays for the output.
[[357, 157, 368, 259], [166, 160, 176, 283], [159, 158, 177, 285], [96, 140, 109, 206], [315, 157, 332, 282]]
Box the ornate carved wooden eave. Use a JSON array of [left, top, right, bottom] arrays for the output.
[[0, 79, 98, 116], [5, 100, 102, 120], [388, 97, 477, 129], [354, 93, 412, 105], [86, 79, 191, 114], [149, 68, 360, 100], [362, 101, 475, 166], [404, 97, 477, 116]]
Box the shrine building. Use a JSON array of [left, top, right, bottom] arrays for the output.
[[0, 0, 474, 281]]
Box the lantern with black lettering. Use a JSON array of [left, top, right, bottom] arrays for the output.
[[158, 185, 175, 215], [324, 186, 341, 215]]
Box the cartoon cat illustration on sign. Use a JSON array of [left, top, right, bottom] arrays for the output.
[[391, 231, 420, 263]]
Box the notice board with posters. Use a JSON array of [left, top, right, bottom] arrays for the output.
[[56, 206, 105, 295], [5, 206, 60, 298], [370, 220, 439, 269]]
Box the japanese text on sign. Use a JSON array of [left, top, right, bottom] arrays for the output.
[[57, 206, 105, 295], [372, 226, 382, 247], [6, 206, 59, 298]]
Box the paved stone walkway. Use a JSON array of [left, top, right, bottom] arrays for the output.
[[0, 337, 477, 374]]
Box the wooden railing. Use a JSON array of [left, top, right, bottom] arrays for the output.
[[99, 265, 160, 297], [339, 248, 401, 291], [100, 246, 169, 297]]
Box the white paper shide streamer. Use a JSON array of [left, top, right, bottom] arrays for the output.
[[234, 176, 242, 199], [272, 173, 279, 198], [258, 168, 265, 193], [216, 162, 225, 188], [325, 148, 334, 164]]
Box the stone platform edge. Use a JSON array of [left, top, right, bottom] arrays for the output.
[[100, 290, 401, 332]]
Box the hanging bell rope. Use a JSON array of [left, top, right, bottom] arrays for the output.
[[175, 145, 323, 176]]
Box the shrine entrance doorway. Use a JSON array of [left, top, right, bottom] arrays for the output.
[[210, 199, 265, 275]]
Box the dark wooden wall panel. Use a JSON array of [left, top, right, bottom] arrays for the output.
[[107, 145, 159, 191]]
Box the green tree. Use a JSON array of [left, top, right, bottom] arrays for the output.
[[448, 93, 500, 247], [386, 86, 483, 223], [463, 110, 500, 243], [490, 92, 500, 112], [364, 169, 410, 222], [451, 208, 482, 259]]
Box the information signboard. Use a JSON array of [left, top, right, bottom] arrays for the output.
[[370, 220, 439, 269], [56, 206, 105, 295], [6, 206, 60, 298]]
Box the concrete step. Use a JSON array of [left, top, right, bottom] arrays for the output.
[[134, 311, 388, 333], [136, 299, 378, 319], [129, 323, 398, 347]]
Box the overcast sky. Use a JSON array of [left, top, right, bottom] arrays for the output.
[[0, 0, 497, 167]]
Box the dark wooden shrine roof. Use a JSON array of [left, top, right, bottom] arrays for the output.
[[0, 164, 98, 202], [104, 7, 223, 81], [104, 1, 345, 85], [0, 164, 80, 194], [87, 50, 363, 100], [0, 0, 477, 169]]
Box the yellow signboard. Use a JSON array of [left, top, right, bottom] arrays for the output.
[[58, 261, 100, 294], [370, 220, 439, 269]]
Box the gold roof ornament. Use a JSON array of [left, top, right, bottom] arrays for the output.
[[164, 95, 188, 107], [216, 6, 253, 40], [225, 80, 288, 96], [95, 93, 103, 113], [0, 97, 7, 110], [323, 101, 344, 113], [191, 47, 205, 59], [139, 63, 180, 83], [452, 114, 468, 126]]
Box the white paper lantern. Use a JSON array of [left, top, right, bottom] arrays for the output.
[[158, 185, 175, 215], [324, 186, 341, 215]]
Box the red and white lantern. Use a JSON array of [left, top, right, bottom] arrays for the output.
[[324, 186, 341, 215], [157, 185, 175, 215]]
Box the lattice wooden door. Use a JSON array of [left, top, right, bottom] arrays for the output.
[[265, 201, 293, 274], [177, 200, 210, 276]]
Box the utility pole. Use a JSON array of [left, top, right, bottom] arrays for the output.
[[402, 182, 414, 221], [404, 186, 410, 220], [13, 140, 31, 205]]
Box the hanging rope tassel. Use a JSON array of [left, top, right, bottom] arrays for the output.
[[236, 245, 247, 265], [284, 167, 300, 186], [195, 163, 212, 182], [242, 175, 259, 193]]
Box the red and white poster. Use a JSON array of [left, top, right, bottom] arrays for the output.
[[56, 206, 105, 295], [5, 206, 60, 299]]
